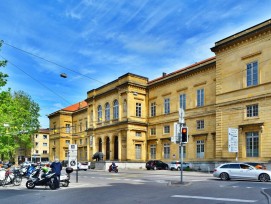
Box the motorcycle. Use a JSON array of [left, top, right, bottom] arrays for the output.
[[26, 167, 56, 190], [60, 174, 70, 187], [108, 165, 118, 173]]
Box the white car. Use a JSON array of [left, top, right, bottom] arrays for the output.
[[169, 161, 190, 171], [77, 162, 88, 171], [213, 163, 271, 182]]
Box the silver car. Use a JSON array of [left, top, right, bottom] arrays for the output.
[[213, 163, 271, 182], [169, 161, 190, 171]]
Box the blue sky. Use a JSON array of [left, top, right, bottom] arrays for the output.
[[0, 0, 270, 128]]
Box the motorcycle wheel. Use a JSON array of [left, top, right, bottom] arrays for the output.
[[26, 180, 35, 189], [115, 169, 118, 173], [49, 178, 57, 190], [13, 177, 22, 186], [62, 180, 69, 187]]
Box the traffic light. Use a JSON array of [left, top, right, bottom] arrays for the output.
[[181, 127, 188, 143]]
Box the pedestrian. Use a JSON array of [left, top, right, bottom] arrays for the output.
[[50, 158, 62, 188]]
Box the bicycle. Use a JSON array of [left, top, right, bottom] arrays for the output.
[[1, 168, 22, 187]]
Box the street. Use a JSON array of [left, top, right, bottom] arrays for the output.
[[0, 169, 270, 204]]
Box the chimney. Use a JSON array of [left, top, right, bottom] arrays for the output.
[[162, 72, 167, 77]]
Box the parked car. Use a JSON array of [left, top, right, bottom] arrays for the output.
[[77, 162, 88, 171], [245, 162, 267, 170], [169, 161, 190, 171], [213, 163, 271, 182], [146, 160, 169, 170]]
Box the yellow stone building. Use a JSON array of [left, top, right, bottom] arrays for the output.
[[48, 19, 271, 168]]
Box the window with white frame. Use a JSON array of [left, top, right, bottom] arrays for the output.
[[66, 124, 70, 133], [105, 103, 110, 121], [197, 89, 204, 107], [136, 132, 142, 137], [196, 140, 204, 158], [150, 144, 156, 159], [136, 103, 142, 117], [247, 61, 258, 87], [43, 135, 47, 139], [80, 139, 83, 145], [150, 102, 156, 117], [43, 150, 48, 154], [150, 128, 156, 136], [98, 105, 102, 122], [65, 140, 70, 145], [164, 125, 170, 134], [85, 121, 88, 130], [113, 100, 119, 119], [197, 120, 205, 129], [135, 144, 142, 159], [164, 143, 170, 159], [164, 98, 170, 114], [43, 143, 47, 147], [180, 94, 186, 110], [246, 132, 259, 157], [247, 104, 258, 117]]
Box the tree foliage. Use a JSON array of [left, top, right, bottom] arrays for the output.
[[0, 41, 40, 161]]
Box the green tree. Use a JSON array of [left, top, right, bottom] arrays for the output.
[[0, 41, 40, 161]]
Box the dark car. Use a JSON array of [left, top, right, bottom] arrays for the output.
[[146, 160, 169, 170]]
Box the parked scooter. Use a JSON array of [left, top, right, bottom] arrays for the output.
[[26, 167, 56, 190], [60, 167, 73, 187], [108, 165, 118, 173]]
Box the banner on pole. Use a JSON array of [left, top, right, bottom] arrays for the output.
[[228, 128, 238, 152]]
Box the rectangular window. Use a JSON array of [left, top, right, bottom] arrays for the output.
[[150, 128, 156, 136], [65, 140, 70, 145], [164, 98, 170, 114], [36, 134, 38, 138], [136, 132, 142, 137], [43, 143, 47, 147], [247, 104, 258, 117], [246, 132, 259, 157], [80, 139, 83, 145], [43, 135, 47, 139], [35, 142, 38, 147], [196, 140, 204, 158], [43, 150, 48, 154], [80, 122, 82, 132], [66, 124, 71, 133], [150, 102, 156, 117], [247, 61, 258, 87], [164, 125, 170, 134], [35, 150, 39, 154], [85, 121, 88, 130], [164, 143, 170, 159], [135, 144, 141, 159], [136, 103, 142, 117], [179, 145, 186, 158], [197, 120, 205, 129], [180, 94, 186, 110], [150, 144, 156, 159], [197, 89, 204, 107]]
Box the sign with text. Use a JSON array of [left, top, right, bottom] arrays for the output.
[[228, 128, 238, 152]]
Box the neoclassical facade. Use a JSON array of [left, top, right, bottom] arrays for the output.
[[49, 19, 271, 165]]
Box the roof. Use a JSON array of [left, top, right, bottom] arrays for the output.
[[61, 101, 88, 112], [148, 56, 216, 84]]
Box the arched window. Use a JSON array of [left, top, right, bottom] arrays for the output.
[[113, 100, 119, 119], [98, 105, 102, 122], [105, 102, 110, 121]]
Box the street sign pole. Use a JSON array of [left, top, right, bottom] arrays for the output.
[[179, 108, 184, 184]]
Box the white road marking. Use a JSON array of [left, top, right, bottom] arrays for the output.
[[171, 195, 257, 203]]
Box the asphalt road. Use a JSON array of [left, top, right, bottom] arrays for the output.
[[0, 169, 270, 204]]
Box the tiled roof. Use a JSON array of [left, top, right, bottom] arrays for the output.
[[62, 101, 87, 112]]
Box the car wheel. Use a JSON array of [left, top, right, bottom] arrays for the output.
[[146, 168, 150, 170], [259, 173, 270, 182], [220, 172, 229, 181], [165, 166, 169, 170], [84, 169, 87, 171]]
